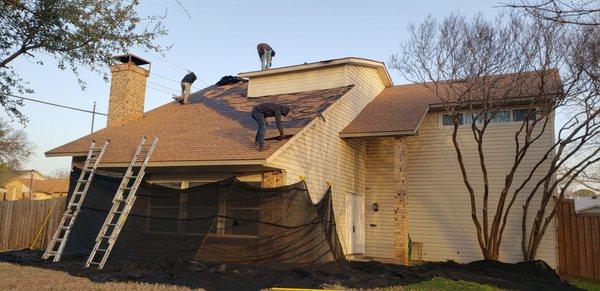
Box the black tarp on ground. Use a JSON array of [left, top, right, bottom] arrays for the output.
[[62, 168, 345, 265]]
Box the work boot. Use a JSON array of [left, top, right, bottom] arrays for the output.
[[258, 144, 270, 152]]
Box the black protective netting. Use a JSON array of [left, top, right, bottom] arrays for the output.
[[63, 168, 345, 265]]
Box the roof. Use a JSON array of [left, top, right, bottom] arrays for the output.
[[16, 178, 69, 194], [0, 169, 44, 186], [239, 57, 394, 87], [46, 80, 353, 166], [340, 70, 562, 138]]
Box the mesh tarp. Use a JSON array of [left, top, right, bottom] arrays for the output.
[[63, 168, 345, 265]]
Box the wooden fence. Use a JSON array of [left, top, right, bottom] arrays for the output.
[[556, 199, 600, 280], [0, 197, 66, 251]]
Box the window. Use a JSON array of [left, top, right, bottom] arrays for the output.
[[512, 108, 537, 121], [442, 113, 463, 126], [441, 108, 537, 127], [147, 180, 261, 237], [148, 182, 182, 233]]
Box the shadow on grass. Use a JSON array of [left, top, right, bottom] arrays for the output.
[[0, 249, 578, 291]]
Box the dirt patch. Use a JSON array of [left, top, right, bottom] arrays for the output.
[[0, 250, 577, 291]]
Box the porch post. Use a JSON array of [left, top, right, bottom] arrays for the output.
[[394, 137, 409, 265]]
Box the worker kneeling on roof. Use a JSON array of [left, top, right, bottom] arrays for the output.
[[251, 102, 291, 151]]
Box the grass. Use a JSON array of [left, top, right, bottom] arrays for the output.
[[399, 277, 504, 290], [322, 277, 505, 290], [0, 262, 193, 290], [570, 278, 600, 291]]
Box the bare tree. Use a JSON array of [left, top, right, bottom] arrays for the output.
[[0, 118, 32, 170], [507, 0, 600, 26], [391, 13, 600, 260], [48, 168, 69, 179]]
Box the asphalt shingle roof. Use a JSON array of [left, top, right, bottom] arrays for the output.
[[46, 80, 353, 164]]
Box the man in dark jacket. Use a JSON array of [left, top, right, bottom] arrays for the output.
[[251, 102, 291, 151], [180, 71, 197, 104], [257, 43, 275, 70]]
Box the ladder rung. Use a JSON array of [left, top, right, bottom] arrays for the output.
[[45, 251, 57, 255], [63, 213, 74, 217], [76, 179, 90, 183], [114, 198, 126, 202], [99, 236, 111, 240], [68, 203, 80, 207], [108, 223, 117, 226], [58, 225, 69, 230], [97, 248, 108, 252], [88, 261, 101, 265], [73, 191, 84, 195], [83, 169, 94, 172]]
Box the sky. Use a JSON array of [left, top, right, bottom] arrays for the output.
[[4, 0, 504, 175]]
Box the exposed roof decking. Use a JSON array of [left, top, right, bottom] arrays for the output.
[[46, 81, 353, 166]]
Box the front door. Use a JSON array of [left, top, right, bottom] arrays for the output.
[[346, 192, 365, 254]]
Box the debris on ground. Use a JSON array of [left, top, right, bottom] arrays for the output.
[[0, 249, 576, 291]]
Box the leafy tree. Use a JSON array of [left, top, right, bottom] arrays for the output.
[[0, 0, 167, 122]]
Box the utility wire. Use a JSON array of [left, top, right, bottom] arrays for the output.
[[3, 93, 107, 116], [130, 49, 209, 87], [37, 51, 184, 96]]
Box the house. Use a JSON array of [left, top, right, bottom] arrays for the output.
[[0, 169, 69, 201], [46, 54, 558, 267]]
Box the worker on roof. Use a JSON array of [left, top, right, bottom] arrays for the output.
[[257, 43, 275, 70], [251, 102, 291, 151], [178, 71, 197, 104]]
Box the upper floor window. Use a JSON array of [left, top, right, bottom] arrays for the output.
[[441, 108, 537, 127]]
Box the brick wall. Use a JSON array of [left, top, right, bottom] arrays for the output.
[[107, 63, 149, 127]]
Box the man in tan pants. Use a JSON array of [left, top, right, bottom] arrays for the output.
[[179, 71, 197, 104]]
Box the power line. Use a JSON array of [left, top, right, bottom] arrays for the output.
[[147, 85, 176, 95], [3, 93, 107, 116], [130, 49, 209, 87]]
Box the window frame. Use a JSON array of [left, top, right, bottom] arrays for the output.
[[440, 107, 538, 128], [146, 178, 262, 238]]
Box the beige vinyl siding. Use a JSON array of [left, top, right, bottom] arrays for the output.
[[364, 138, 396, 258], [267, 65, 386, 253], [405, 111, 556, 266], [363, 112, 557, 266], [247, 66, 344, 97]]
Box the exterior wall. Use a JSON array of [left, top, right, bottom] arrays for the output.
[[247, 66, 345, 97], [363, 111, 557, 266], [364, 137, 396, 258], [107, 63, 149, 127], [267, 64, 386, 254]]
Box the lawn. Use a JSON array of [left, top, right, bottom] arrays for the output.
[[0, 262, 192, 290]]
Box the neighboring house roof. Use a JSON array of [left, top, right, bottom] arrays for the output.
[[340, 70, 562, 138], [0, 169, 45, 187], [15, 178, 69, 194], [46, 80, 353, 166]]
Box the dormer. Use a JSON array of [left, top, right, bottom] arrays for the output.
[[238, 57, 393, 97]]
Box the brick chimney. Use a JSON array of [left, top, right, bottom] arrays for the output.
[[107, 54, 151, 127]]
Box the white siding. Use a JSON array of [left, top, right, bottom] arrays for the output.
[[247, 66, 344, 97], [267, 65, 386, 253], [363, 111, 557, 266]]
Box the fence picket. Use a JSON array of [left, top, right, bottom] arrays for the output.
[[557, 199, 600, 280], [0, 197, 66, 251]]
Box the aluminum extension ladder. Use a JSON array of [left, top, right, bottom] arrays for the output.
[[85, 136, 159, 269], [43, 140, 110, 261]]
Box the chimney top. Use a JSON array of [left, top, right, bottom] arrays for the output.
[[112, 53, 151, 67]]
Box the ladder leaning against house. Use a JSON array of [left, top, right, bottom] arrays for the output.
[[42, 139, 110, 262], [85, 136, 159, 269]]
